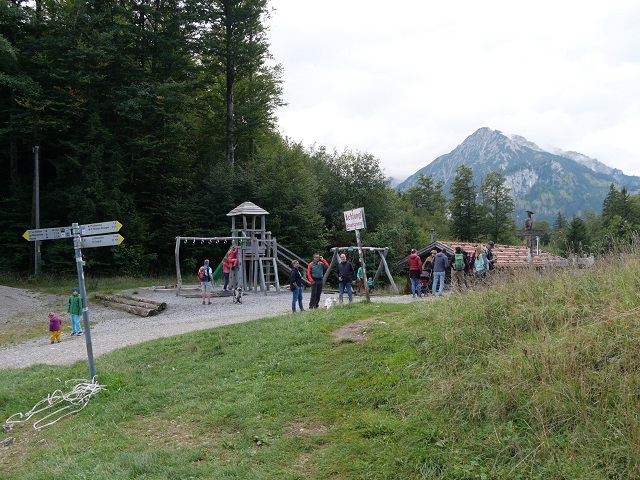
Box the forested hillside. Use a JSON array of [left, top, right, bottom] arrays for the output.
[[0, 0, 404, 275]]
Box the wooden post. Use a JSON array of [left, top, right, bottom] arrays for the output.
[[355, 229, 370, 302]]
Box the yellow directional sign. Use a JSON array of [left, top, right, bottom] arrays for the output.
[[81, 234, 124, 248], [22, 227, 73, 241]]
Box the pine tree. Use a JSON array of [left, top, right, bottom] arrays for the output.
[[480, 171, 516, 243], [564, 215, 590, 255], [199, 0, 279, 167], [448, 165, 481, 241]]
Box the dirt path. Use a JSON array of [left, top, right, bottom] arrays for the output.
[[0, 285, 416, 369]]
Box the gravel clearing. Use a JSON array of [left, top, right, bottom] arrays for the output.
[[0, 285, 416, 370]]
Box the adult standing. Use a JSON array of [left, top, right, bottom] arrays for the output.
[[336, 253, 356, 303], [67, 287, 83, 336], [422, 250, 436, 291], [451, 246, 469, 292], [474, 245, 489, 280], [408, 249, 423, 298], [306, 254, 329, 309], [431, 250, 449, 297], [356, 263, 364, 295], [290, 260, 305, 312], [199, 259, 213, 305], [485, 241, 497, 271]]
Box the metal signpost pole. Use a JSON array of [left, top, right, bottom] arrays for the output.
[[72, 223, 96, 379]]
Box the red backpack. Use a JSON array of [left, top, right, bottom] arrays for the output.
[[198, 266, 209, 281]]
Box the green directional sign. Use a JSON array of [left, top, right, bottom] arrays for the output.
[[81, 234, 124, 248], [22, 226, 72, 241]]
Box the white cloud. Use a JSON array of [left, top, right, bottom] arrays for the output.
[[268, 0, 640, 179]]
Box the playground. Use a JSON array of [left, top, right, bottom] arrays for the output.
[[174, 201, 397, 297]]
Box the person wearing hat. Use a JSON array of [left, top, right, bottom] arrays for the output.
[[421, 250, 437, 292], [485, 241, 496, 270], [67, 287, 83, 336]]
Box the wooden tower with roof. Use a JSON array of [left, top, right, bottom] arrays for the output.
[[226, 201, 280, 293]]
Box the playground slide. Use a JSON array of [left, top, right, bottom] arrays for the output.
[[212, 261, 224, 282]]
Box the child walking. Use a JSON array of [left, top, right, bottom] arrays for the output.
[[48, 312, 62, 344], [67, 287, 83, 336]]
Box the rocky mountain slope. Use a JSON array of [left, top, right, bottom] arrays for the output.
[[396, 128, 640, 224]]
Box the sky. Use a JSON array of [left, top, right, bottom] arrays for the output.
[[266, 0, 640, 181]]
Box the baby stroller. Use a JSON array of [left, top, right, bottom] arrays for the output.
[[419, 269, 431, 295]]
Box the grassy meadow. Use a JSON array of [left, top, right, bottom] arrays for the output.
[[1, 247, 640, 479]]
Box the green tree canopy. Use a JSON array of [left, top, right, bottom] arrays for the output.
[[448, 165, 481, 242], [480, 171, 516, 243]]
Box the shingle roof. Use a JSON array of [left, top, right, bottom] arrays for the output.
[[226, 201, 270, 216], [397, 241, 567, 268]]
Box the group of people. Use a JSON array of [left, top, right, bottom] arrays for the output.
[[47, 287, 84, 343], [196, 241, 498, 314], [290, 252, 372, 312], [409, 241, 497, 297]]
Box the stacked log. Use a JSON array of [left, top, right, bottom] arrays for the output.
[[94, 294, 167, 317]]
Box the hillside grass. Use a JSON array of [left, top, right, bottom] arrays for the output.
[[1, 247, 640, 479]]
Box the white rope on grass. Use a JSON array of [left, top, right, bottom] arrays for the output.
[[3, 377, 107, 431]]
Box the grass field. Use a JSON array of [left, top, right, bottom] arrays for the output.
[[1, 247, 640, 479]]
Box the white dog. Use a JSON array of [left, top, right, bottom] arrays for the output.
[[323, 297, 338, 309]]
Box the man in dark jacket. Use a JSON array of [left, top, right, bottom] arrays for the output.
[[290, 260, 305, 312], [307, 254, 329, 309], [336, 253, 356, 303], [431, 250, 449, 296]]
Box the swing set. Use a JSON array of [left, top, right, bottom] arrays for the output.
[[324, 246, 399, 294]]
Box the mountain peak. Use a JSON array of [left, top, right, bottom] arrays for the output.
[[395, 128, 640, 224]]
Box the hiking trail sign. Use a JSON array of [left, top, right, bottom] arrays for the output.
[[22, 221, 124, 379], [23, 220, 122, 241]]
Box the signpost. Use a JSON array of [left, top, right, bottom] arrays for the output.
[[22, 220, 124, 378], [344, 208, 370, 302], [81, 234, 124, 248]]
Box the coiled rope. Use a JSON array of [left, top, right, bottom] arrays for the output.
[[3, 377, 107, 431]]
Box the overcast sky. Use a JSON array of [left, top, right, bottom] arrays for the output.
[[267, 0, 640, 181]]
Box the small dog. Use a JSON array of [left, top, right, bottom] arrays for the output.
[[233, 286, 243, 304], [323, 297, 338, 309]]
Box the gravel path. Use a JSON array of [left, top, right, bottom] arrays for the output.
[[0, 285, 415, 369]]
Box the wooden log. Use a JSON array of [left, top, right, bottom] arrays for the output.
[[99, 300, 157, 317], [133, 297, 167, 311], [94, 294, 165, 312]]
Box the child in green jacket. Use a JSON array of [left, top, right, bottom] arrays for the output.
[[67, 288, 83, 336]]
